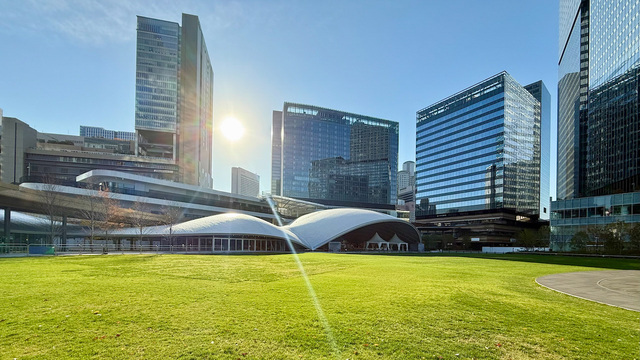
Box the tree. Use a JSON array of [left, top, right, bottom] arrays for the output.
[[627, 222, 640, 254], [570, 231, 589, 252], [587, 225, 608, 254], [38, 176, 69, 245], [130, 198, 153, 250], [161, 202, 184, 250], [516, 229, 537, 251], [77, 193, 104, 252], [588, 222, 626, 255], [536, 225, 551, 248], [98, 189, 125, 251], [604, 221, 626, 255]]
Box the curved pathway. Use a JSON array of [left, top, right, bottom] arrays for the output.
[[536, 270, 640, 312]]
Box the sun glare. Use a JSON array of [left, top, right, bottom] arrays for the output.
[[220, 117, 245, 142]]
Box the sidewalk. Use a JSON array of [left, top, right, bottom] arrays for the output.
[[537, 270, 640, 312]]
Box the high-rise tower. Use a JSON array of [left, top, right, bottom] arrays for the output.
[[550, 0, 640, 250], [415, 72, 546, 218], [271, 103, 398, 207], [134, 14, 213, 187], [557, 0, 639, 199]]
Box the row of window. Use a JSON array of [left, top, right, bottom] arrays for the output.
[[137, 31, 178, 43], [137, 52, 176, 63], [136, 79, 177, 89], [137, 38, 178, 50], [137, 58, 178, 70], [417, 98, 504, 138], [416, 110, 503, 148], [136, 106, 176, 116], [136, 86, 177, 97], [136, 100, 176, 109], [137, 22, 179, 37], [417, 137, 500, 166], [417, 125, 502, 156], [136, 72, 177, 83], [136, 93, 177, 103], [417, 164, 504, 185], [417, 92, 504, 130]]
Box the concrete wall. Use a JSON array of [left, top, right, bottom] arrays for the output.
[[1, 117, 37, 183]]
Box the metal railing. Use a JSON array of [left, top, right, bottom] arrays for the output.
[[0, 243, 300, 256]]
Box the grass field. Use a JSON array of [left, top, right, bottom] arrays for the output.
[[0, 253, 638, 359]]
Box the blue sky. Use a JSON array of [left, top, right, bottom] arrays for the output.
[[0, 0, 559, 197]]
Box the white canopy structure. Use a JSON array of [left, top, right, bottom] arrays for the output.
[[94, 208, 420, 252], [284, 208, 420, 250], [111, 213, 303, 245], [366, 233, 389, 250], [388, 234, 408, 251]]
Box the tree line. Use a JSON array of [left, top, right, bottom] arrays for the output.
[[567, 221, 640, 255]]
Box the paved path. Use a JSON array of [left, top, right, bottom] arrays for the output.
[[537, 270, 640, 312]]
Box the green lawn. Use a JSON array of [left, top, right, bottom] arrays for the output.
[[0, 253, 638, 359]]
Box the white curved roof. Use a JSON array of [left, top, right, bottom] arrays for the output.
[[112, 213, 303, 246], [284, 208, 419, 250], [110, 209, 417, 251]]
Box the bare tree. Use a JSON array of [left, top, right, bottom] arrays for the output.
[[38, 176, 69, 245], [98, 189, 125, 251], [130, 198, 153, 250], [161, 202, 184, 249], [77, 193, 104, 252]]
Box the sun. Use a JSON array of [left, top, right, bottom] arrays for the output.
[[220, 117, 245, 142]]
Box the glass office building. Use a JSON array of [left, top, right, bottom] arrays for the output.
[[271, 110, 283, 196], [272, 103, 398, 207], [551, 193, 640, 251], [551, 0, 639, 250], [524, 81, 552, 219], [415, 72, 545, 218], [80, 126, 135, 141], [135, 16, 180, 140], [134, 14, 213, 187], [557, 0, 639, 199]]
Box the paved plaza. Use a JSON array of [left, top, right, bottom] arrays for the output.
[[537, 270, 640, 312]]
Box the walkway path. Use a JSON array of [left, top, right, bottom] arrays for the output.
[[537, 270, 640, 312]]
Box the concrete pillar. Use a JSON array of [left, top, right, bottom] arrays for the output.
[[62, 215, 67, 248], [3, 207, 11, 241]]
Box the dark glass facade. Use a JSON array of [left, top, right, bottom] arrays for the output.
[[309, 157, 392, 204], [415, 72, 543, 218], [273, 103, 398, 206], [23, 150, 179, 186], [557, 0, 640, 199], [550, 192, 640, 251], [524, 81, 552, 219]]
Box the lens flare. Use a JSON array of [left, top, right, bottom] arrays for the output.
[[265, 196, 339, 357], [220, 117, 245, 141]]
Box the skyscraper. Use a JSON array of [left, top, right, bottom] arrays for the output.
[[415, 72, 546, 219], [271, 110, 283, 196], [524, 81, 551, 219], [550, 0, 640, 250], [134, 14, 213, 187], [231, 167, 260, 198], [271, 103, 398, 207], [557, 0, 639, 199]]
